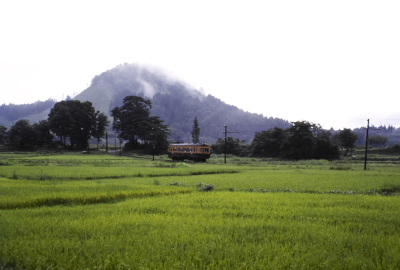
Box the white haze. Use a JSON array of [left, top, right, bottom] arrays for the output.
[[0, 0, 399, 130]]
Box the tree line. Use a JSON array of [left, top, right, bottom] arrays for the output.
[[0, 96, 170, 153], [0, 95, 396, 160], [211, 122, 359, 160], [1, 100, 110, 150]]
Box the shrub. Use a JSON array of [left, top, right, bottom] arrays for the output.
[[198, 184, 215, 192], [169, 182, 186, 187]]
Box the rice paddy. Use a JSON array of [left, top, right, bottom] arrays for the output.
[[1, 152, 399, 269]]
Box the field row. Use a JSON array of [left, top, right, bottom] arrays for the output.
[[2, 192, 399, 269], [1, 165, 400, 210]]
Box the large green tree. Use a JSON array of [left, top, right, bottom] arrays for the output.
[[0, 126, 7, 145], [334, 128, 358, 156], [48, 100, 98, 149], [313, 129, 341, 160], [111, 96, 169, 153], [146, 116, 170, 154], [92, 112, 110, 149], [280, 121, 318, 160], [111, 96, 152, 145], [7, 119, 37, 149], [251, 127, 286, 157], [32, 120, 54, 147], [212, 137, 247, 156]]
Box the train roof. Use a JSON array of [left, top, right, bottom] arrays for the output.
[[169, 143, 210, 146]]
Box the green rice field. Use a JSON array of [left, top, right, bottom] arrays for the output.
[[1, 152, 400, 269]]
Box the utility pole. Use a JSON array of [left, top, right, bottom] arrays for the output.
[[152, 127, 155, 161], [224, 125, 227, 164], [114, 132, 117, 150], [364, 119, 370, 171], [105, 132, 108, 153], [222, 125, 239, 164]]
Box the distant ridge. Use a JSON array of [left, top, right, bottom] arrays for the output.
[[0, 99, 56, 128]]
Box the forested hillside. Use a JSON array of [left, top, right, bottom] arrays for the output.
[[152, 91, 289, 143], [73, 63, 290, 143], [0, 99, 56, 127]]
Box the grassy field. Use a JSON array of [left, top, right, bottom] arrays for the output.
[[1, 152, 400, 269]]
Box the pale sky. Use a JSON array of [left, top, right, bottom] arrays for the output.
[[1, 0, 399, 129]]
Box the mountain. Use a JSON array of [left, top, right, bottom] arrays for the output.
[[73, 63, 291, 143], [1, 63, 291, 143], [73, 63, 204, 118]]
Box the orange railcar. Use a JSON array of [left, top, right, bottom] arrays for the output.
[[168, 143, 211, 162]]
